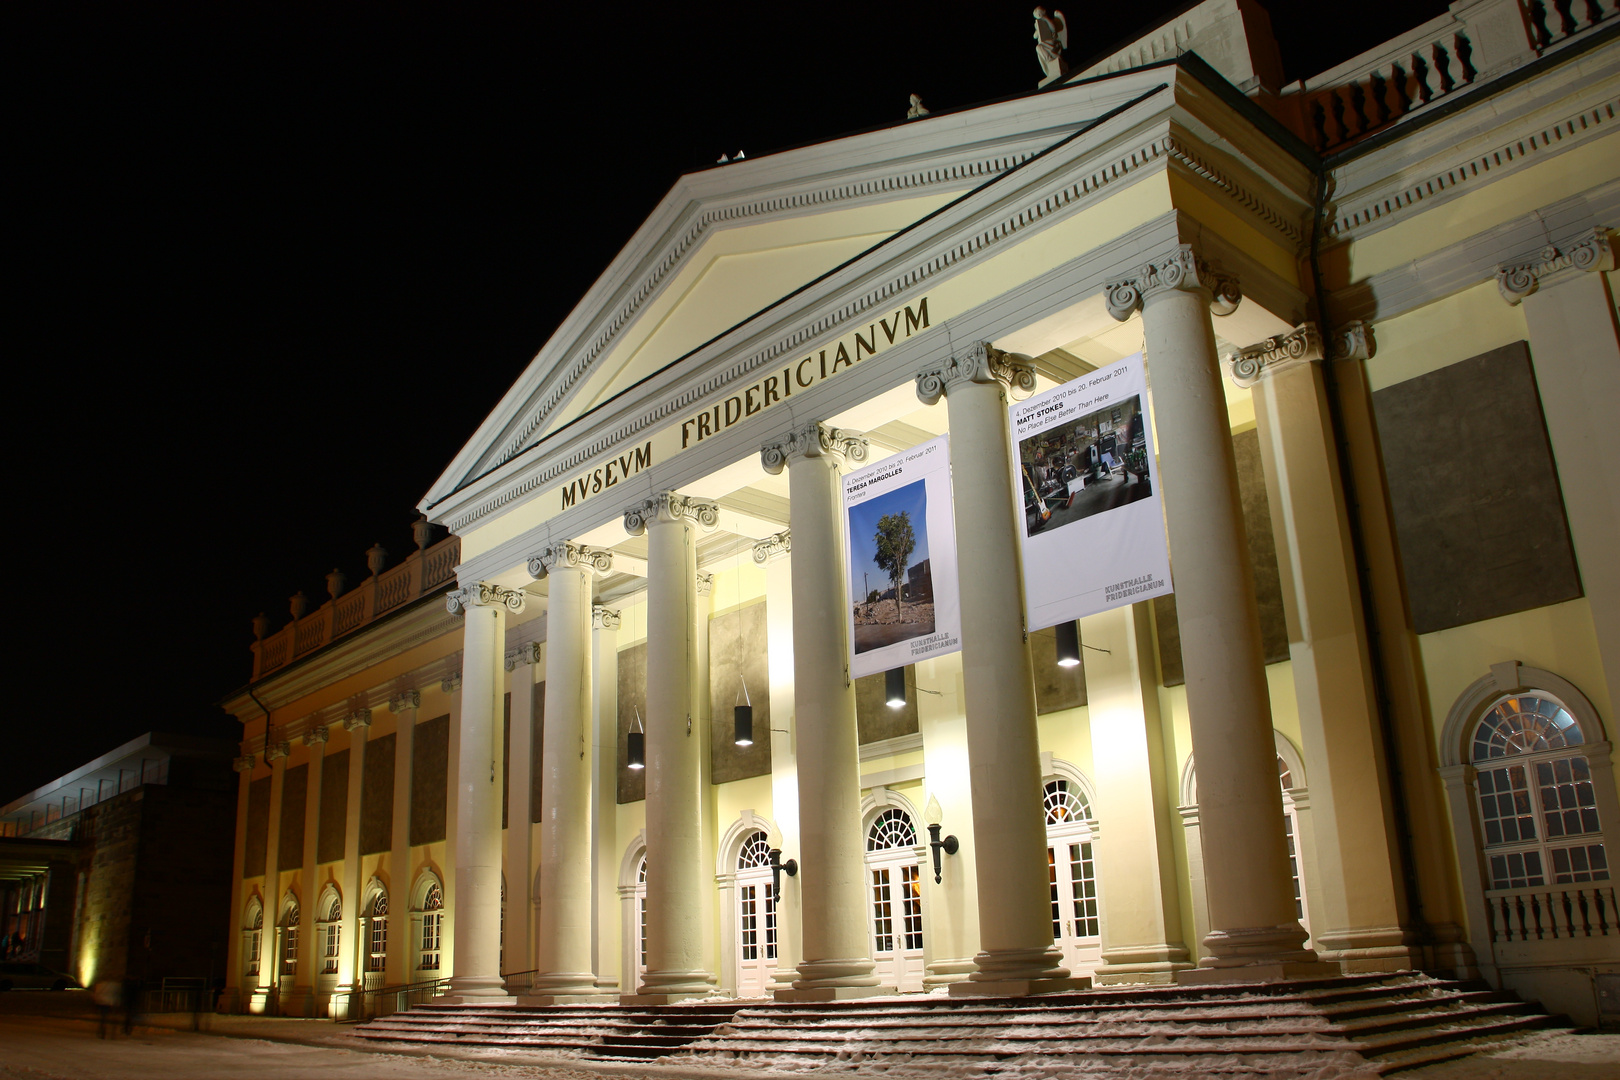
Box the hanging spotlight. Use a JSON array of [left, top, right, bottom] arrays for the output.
[[885, 667, 907, 709], [627, 708, 645, 770], [734, 677, 754, 749], [1055, 621, 1082, 668]]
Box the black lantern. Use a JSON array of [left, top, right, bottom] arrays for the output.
[[1055, 621, 1081, 667], [734, 677, 754, 746], [885, 667, 907, 709], [627, 708, 645, 770]]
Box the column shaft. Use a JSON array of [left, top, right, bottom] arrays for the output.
[[591, 607, 623, 992], [758, 541, 803, 990], [506, 656, 536, 986], [337, 715, 369, 1013]]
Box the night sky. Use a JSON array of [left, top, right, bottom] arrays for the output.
[[7, 1, 1447, 800]]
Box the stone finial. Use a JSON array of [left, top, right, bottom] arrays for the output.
[[753, 530, 791, 565], [916, 342, 1037, 406], [623, 492, 720, 537], [1496, 228, 1615, 304], [760, 421, 869, 474], [907, 93, 930, 119], [412, 514, 433, 551], [251, 613, 270, 641], [445, 582, 527, 616], [593, 605, 622, 631], [325, 568, 348, 600], [1104, 245, 1241, 322], [366, 543, 388, 577], [289, 591, 309, 620], [528, 541, 614, 580]]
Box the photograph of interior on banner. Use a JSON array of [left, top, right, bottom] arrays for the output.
[[1012, 353, 1173, 631], [843, 435, 962, 680]]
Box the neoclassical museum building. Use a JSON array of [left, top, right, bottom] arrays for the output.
[[221, 0, 1619, 1027]]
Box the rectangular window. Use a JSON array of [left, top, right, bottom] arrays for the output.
[[871, 868, 894, 954], [323, 923, 340, 974], [1048, 847, 1061, 938], [1549, 842, 1609, 883], [420, 913, 441, 970], [763, 885, 777, 961], [1283, 817, 1304, 921], [899, 865, 923, 951], [282, 926, 299, 976], [1489, 849, 1546, 890], [740, 885, 759, 961], [1478, 764, 1537, 845], [1536, 757, 1601, 839], [367, 918, 387, 972], [246, 930, 261, 976], [638, 897, 647, 968], [1071, 842, 1100, 938]]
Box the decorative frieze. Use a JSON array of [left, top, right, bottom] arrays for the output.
[[752, 530, 792, 565], [389, 689, 422, 713], [342, 708, 373, 732], [445, 582, 527, 616], [303, 725, 330, 746], [1497, 228, 1615, 304], [622, 492, 719, 536], [760, 421, 869, 473], [504, 642, 541, 671], [593, 605, 622, 631], [232, 754, 256, 772], [1105, 245, 1241, 322], [527, 541, 614, 579], [915, 342, 1037, 406]]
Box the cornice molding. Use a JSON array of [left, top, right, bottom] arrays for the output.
[[1497, 227, 1615, 303], [916, 342, 1037, 406], [445, 582, 527, 616], [593, 605, 622, 631], [623, 492, 720, 536], [504, 642, 541, 671], [389, 690, 422, 713], [1161, 134, 1305, 247], [527, 541, 614, 580], [760, 421, 869, 474], [752, 530, 792, 565], [1104, 244, 1241, 321]]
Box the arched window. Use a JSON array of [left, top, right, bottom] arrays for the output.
[[735, 830, 776, 986], [867, 808, 918, 851], [318, 891, 342, 974], [419, 883, 443, 971], [865, 806, 923, 991], [365, 890, 388, 973], [279, 897, 300, 977], [1472, 694, 1607, 888], [243, 898, 263, 978]]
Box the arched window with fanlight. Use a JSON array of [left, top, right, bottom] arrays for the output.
[[1043, 774, 1101, 977], [734, 829, 777, 996], [865, 805, 924, 992], [316, 888, 342, 975], [364, 887, 388, 975], [1471, 694, 1607, 888], [242, 897, 264, 980], [278, 895, 300, 979], [416, 881, 443, 972]]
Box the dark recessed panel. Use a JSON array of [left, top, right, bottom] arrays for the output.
[[277, 763, 306, 870], [710, 601, 771, 784], [317, 749, 348, 865], [617, 642, 648, 804], [359, 732, 394, 855], [410, 715, 448, 847]]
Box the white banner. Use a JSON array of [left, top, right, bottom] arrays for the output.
[[1011, 352, 1172, 630], [843, 435, 962, 678]]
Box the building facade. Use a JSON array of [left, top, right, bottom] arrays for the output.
[[223, 1, 1620, 1025]]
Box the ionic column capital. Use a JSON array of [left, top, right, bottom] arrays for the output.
[[752, 529, 791, 564], [342, 708, 373, 731], [915, 341, 1036, 405], [527, 541, 613, 579], [441, 672, 462, 694], [623, 492, 719, 536], [233, 754, 257, 772], [696, 572, 714, 597], [760, 421, 869, 474], [592, 605, 622, 630], [1224, 323, 1324, 389], [303, 725, 330, 746], [1497, 227, 1615, 305], [504, 642, 540, 671], [1105, 244, 1241, 321], [389, 689, 422, 713], [446, 582, 527, 616], [263, 740, 291, 763]]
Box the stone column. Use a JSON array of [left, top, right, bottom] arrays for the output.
[[226, 752, 256, 1010], [526, 542, 617, 1002], [1105, 245, 1330, 980], [1080, 602, 1191, 983], [296, 725, 329, 1006], [915, 344, 1075, 996], [385, 691, 419, 987], [505, 643, 539, 988], [754, 532, 803, 991], [334, 710, 370, 1015], [760, 423, 883, 1000], [591, 605, 623, 992], [1502, 232, 1620, 706], [622, 493, 719, 1002], [442, 582, 526, 1003], [252, 735, 291, 1013], [1230, 323, 1421, 972]]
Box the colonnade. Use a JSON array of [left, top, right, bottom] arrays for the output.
[[437, 242, 1334, 1002]]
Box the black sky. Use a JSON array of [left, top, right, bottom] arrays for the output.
[[6, 1, 1448, 800]]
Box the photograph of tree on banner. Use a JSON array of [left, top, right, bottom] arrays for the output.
[[847, 479, 936, 653], [1018, 393, 1151, 538]]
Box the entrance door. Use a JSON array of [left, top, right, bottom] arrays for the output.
[[866, 808, 924, 992], [1043, 780, 1102, 977], [633, 855, 648, 991], [734, 831, 777, 997]]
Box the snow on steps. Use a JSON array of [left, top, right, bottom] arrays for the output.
[[350, 973, 1571, 1075]]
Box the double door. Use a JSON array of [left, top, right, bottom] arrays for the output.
[[868, 853, 924, 992]]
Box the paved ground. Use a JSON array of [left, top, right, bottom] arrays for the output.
[[1, 990, 1615, 1078]]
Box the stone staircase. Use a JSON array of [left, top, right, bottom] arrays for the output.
[[350, 973, 1571, 1074]]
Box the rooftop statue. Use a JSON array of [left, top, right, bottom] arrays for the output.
[[1034, 7, 1070, 87], [907, 93, 930, 119]]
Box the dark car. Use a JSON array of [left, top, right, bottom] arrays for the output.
[[0, 961, 80, 990]]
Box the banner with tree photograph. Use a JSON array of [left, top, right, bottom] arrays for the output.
[[1011, 352, 1172, 630], [842, 434, 962, 679]]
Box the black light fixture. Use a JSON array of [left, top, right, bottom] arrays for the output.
[[885, 667, 907, 709], [734, 678, 754, 747], [767, 829, 798, 904], [627, 708, 645, 770], [924, 795, 959, 885], [1055, 621, 1082, 668]]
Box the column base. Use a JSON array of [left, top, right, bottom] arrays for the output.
[[949, 976, 1088, 998], [1313, 925, 1427, 974], [923, 957, 978, 989], [1093, 965, 1194, 986], [1175, 961, 1342, 986], [620, 991, 728, 1005], [773, 985, 895, 1003]]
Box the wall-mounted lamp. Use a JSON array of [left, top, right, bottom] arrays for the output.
[[885, 667, 907, 709], [1055, 621, 1081, 667], [734, 678, 754, 746], [767, 826, 798, 904], [627, 708, 645, 770], [924, 794, 959, 885]]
